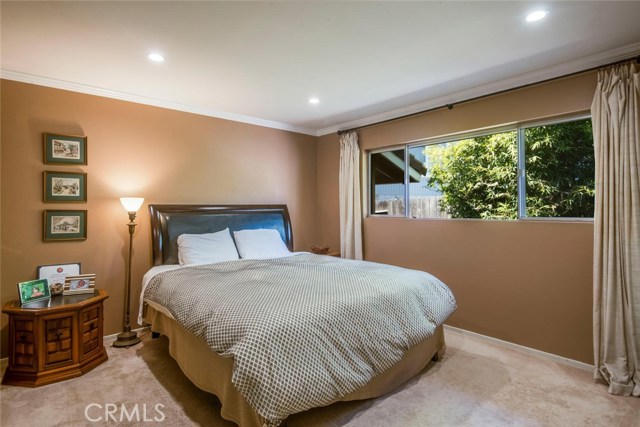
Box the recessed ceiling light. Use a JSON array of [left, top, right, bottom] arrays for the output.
[[309, 97, 320, 105], [148, 53, 165, 63], [526, 10, 549, 22]]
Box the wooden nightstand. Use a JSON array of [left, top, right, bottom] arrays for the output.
[[2, 289, 108, 387], [310, 245, 340, 258]]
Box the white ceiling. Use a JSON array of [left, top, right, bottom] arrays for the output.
[[2, 1, 640, 136]]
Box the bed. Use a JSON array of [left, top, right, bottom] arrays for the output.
[[140, 204, 456, 427]]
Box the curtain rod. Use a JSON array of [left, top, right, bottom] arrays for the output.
[[337, 54, 640, 136]]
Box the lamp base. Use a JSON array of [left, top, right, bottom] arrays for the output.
[[112, 330, 141, 348]]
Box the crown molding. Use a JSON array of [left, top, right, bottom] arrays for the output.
[[3, 42, 639, 139], [316, 41, 640, 136], [0, 69, 317, 137]]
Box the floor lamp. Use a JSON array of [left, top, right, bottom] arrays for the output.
[[113, 197, 144, 348]]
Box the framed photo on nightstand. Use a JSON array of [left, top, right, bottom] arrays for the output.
[[17, 279, 51, 305], [63, 274, 95, 295], [37, 262, 81, 295]]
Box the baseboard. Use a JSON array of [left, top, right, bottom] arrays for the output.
[[103, 326, 150, 343], [444, 324, 593, 372]]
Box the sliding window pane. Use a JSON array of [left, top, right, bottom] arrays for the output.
[[410, 131, 518, 219], [370, 149, 405, 216], [524, 118, 594, 218], [408, 145, 449, 218]]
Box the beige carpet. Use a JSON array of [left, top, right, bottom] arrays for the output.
[[1, 328, 638, 427]]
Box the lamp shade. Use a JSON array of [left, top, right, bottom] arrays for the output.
[[120, 197, 144, 213]]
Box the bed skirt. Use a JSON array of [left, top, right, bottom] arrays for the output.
[[144, 301, 446, 427]]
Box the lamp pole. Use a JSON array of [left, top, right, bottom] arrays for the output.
[[113, 199, 143, 348]]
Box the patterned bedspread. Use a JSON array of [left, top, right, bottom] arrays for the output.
[[144, 253, 456, 426]]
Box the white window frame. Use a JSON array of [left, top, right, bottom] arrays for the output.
[[517, 113, 593, 221], [367, 113, 594, 221]]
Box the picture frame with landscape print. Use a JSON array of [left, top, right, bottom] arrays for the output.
[[43, 210, 87, 242], [43, 132, 87, 165], [44, 171, 87, 203]]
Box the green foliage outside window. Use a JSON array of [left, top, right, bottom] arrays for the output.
[[524, 120, 594, 217], [422, 119, 594, 219], [424, 132, 517, 219]]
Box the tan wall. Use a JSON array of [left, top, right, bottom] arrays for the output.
[[1, 80, 318, 357], [2, 71, 599, 363], [317, 72, 597, 364]]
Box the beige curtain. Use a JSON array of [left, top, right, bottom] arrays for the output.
[[592, 63, 640, 397], [339, 131, 363, 260]]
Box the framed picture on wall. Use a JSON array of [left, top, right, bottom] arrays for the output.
[[43, 210, 87, 242], [43, 132, 87, 165], [43, 171, 87, 202]]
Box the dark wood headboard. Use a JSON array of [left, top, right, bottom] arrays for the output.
[[148, 204, 293, 266]]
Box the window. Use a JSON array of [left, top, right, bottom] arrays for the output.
[[368, 115, 594, 220], [409, 129, 518, 219], [370, 149, 406, 216], [521, 117, 594, 218]]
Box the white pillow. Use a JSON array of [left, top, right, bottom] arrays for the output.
[[233, 229, 291, 259], [177, 228, 239, 266]]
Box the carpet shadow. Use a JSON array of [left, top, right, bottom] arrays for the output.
[[287, 358, 445, 426], [136, 335, 512, 427], [289, 346, 512, 427], [136, 334, 236, 427]]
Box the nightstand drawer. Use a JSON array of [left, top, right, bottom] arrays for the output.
[[10, 318, 37, 371], [14, 338, 36, 369], [81, 306, 99, 323], [16, 342, 35, 355], [80, 303, 102, 356], [15, 319, 34, 332], [82, 321, 99, 352], [47, 338, 71, 353], [15, 353, 36, 368], [44, 316, 74, 366], [46, 347, 72, 365], [46, 327, 71, 342], [16, 331, 34, 344], [45, 317, 72, 341]]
